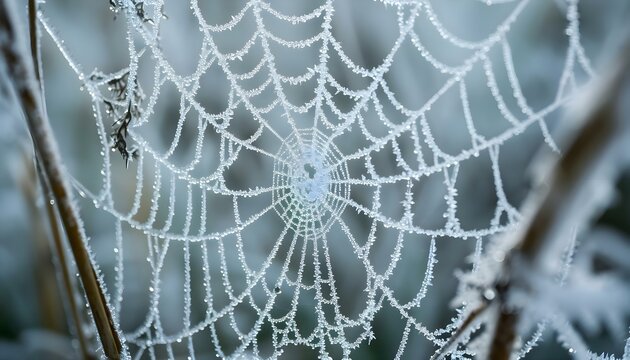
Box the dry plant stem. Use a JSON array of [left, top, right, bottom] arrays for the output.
[[28, 0, 39, 82], [0, 1, 122, 358], [36, 159, 94, 360], [27, 1, 93, 357], [488, 45, 630, 360], [17, 152, 65, 333]]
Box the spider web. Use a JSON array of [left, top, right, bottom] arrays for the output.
[[38, 0, 596, 358]]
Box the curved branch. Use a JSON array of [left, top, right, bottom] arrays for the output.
[[488, 40, 630, 359]]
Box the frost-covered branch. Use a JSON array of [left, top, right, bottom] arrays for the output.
[[26, 0, 93, 357], [487, 42, 630, 359], [0, 0, 121, 358], [432, 39, 630, 360]]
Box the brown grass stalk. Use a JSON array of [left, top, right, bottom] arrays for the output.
[[36, 158, 95, 360], [0, 0, 122, 358]]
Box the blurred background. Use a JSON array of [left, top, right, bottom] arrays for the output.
[[1, 0, 630, 359]]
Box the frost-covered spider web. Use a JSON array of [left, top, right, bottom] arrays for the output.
[[38, 0, 604, 358]]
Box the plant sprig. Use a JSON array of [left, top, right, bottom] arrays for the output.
[[91, 70, 143, 167]]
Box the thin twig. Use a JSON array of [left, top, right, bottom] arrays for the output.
[[36, 159, 95, 360], [0, 1, 122, 358], [28, 0, 39, 83], [16, 151, 65, 333], [27, 1, 93, 357]]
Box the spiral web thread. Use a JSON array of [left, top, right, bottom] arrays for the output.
[[39, 0, 596, 358]]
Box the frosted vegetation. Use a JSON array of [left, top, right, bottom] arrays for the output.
[[1, 0, 630, 358]]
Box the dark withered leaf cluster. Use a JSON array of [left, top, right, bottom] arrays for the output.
[[90, 70, 142, 168], [108, 0, 162, 24]]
